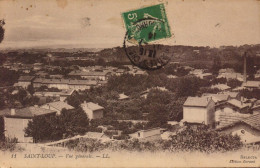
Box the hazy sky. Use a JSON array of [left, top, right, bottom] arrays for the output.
[[0, 0, 259, 49]]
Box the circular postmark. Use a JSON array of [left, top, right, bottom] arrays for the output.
[[123, 31, 171, 70]]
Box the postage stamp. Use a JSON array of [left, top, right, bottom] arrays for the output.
[[122, 4, 172, 70], [122, 3, 171, 44]]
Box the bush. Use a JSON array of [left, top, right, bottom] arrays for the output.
[[0, 138, 23, 151]]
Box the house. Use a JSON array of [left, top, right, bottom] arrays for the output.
[[217, 73, 243, 82], [41, 101, 74, 115], [217, 114, 260, 144], [202, 93, 230, 107], [224, 99, 251, 114], [32, 78, 97, 90], [34, 89, 76, 101], [215, 109, 251, 129], [115, 69, 125, 76], [140, 87, 169, 99], [182, 97, 215, 126], [242, 81, 260, 90], [68, 71, 110, 81], [17, 76, 35, 89], [33, 63, 43, 71], [167, 75, 177, 79], [221, 91, 241, 100], [219, 68, 235, 74], [0, 107, 56, 142], [129, 127, 161, 141], [118, 93, 129, 100], [81, 102, 104, 120], [211, 84, 231, 91], [252, 104, 260, 114]]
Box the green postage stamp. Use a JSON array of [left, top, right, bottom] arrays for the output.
[[122, 4, 171, 44]]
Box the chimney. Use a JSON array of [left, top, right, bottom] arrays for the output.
[[243, 52, 247, 83], [11, 109, 15, 116]]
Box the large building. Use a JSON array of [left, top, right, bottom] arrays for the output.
[[183, 97, 215, 126], [32, 78, 97, 90], [68, 71, 111, 81]]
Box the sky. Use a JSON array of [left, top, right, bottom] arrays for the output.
[[0, 0, 259, 49]]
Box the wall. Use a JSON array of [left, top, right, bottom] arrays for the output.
[[183, 106, 206, 124], [18, 81, 31, 89], [206, 100, 215, 125], [140, 128, 161, 138], [220, 123, 260, 144], [93, 110, 103, 119], [4, 117, 33, 143]]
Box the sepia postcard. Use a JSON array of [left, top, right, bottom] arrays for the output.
[[0, 0, 260, 167]]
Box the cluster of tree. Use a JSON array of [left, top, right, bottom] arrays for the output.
[[240, 89, 260, 100], [0, 68, 19, 87], [168, 124, 242, 153], [0, 87, 39, 109], [25, 108, 89, 142], [227, 79, 242, 89]]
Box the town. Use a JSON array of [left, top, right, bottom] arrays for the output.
[[0, 44, 260, 152]]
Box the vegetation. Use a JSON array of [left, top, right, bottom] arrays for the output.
[[64, 125, 242, 153], [25, 108, 89, 142]]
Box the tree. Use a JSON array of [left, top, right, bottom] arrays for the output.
[[147, 103, 168, 127], [227, 79, 242, 89], [169, 125, 242, 153], [25, 107, 89, 142], [27, 84, 34, 95], [211, 56, 221, 75]]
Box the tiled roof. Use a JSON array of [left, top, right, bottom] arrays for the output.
[[42, 101, 74, 111], [218, 114, 260, 131], [0, 107, 56, 118], [81, 102, 104, 111], [18, 76, 35, 81], [183, 97, 212, 107], [222, 92, 239, 98], [119, 93, 129, 100], [211, 84, 231, 90], [202, 93, 229, 102], [243, 81, 260, 88], [227, 99, 250, 109], [69, 71, 108, 76], [33, 78, 97, 85]]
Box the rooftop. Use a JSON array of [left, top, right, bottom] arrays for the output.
[[0, 107, 56, 118], [68, 71, 109, 76], [226, 99, 250, 109], [211, 84, 231, 90], [81, 102, 104, 111], [202, 93, 230, 103], [33, 78, 97, 85], [218, 113, 260, 131], [42, 101, 74, 111], [243, 81, 260, 88], [18, 76, 35, 81], [183, 97, 213, 107], [118, 93, 129, 100]]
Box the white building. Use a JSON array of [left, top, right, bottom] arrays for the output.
[[80, 102, 104, 120], [183, 97, 215, 126]]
